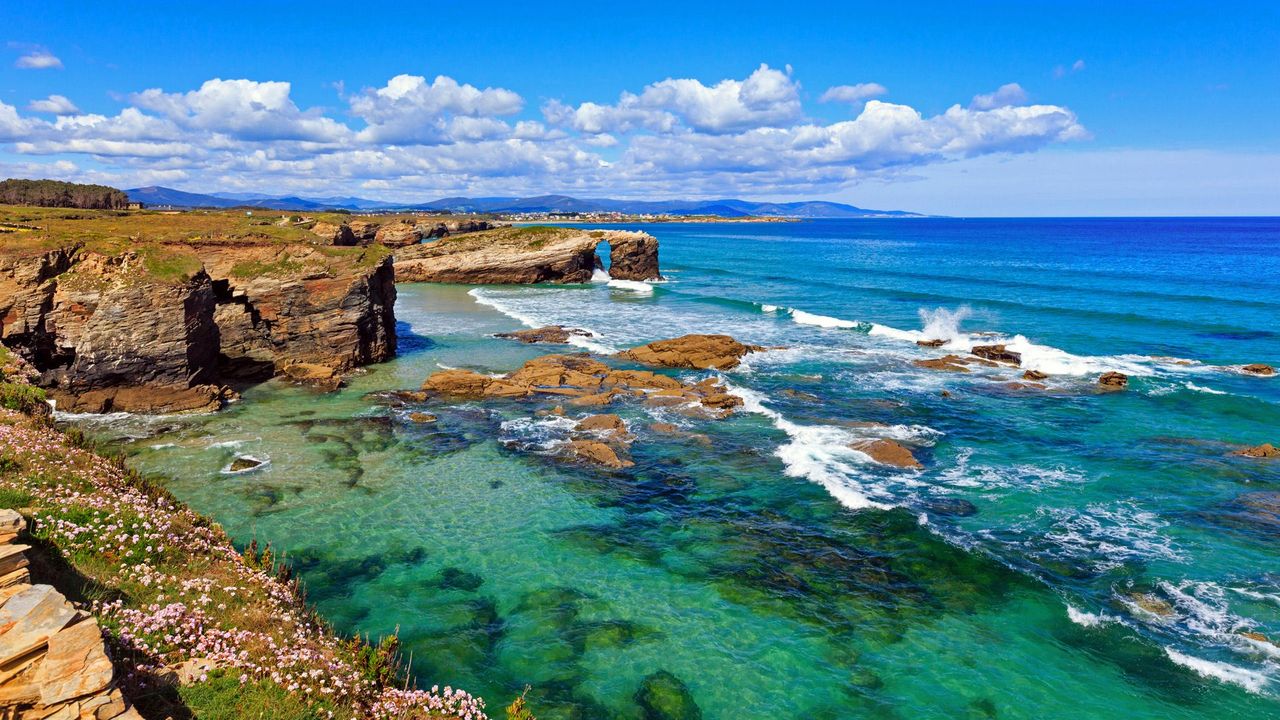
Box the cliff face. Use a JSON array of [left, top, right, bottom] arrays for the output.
[[393, 227, 659, 284], [0, 242, 396, 413]]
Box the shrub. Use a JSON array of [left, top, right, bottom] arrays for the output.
[[0, 382, 46, 413]]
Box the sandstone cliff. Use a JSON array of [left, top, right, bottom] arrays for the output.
[[393, 226, 660, 284]]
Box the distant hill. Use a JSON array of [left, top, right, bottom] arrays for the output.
[[125, 186, 927, 218]]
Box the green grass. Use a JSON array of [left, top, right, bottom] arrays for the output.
[[229, 256, 305, 279], [179, 672, 338, 720], [0, 382, 46, 413], [139, 245, 203, 283]]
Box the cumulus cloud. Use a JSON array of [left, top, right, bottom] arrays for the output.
[[28, 95, 80, 115], [14, 50, 62, 70], [0, 67, 1086, 199], [820, 83, 888, 104], [545, 63, 802, 135], [969, 83, 1029, 110]]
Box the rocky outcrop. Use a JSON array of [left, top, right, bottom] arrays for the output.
[[495, 325, 594, 344], [1, 242, 396, 413], [618, 334, 763, 370], [310, 221, 356, 246], [310, 217, 496, 248], [913, 355, 972, 373], [393, 227, 659, 284], [0, 510, 143, 719], [1242, 363, 1276, 377], [607, 231, 662, 280], [971, 344, 1021, 366], [849, 439, 923, 469], [1234, 443, 1280, 459], [1098, 371, 1128, 390]]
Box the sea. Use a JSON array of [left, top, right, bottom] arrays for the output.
[[74, 218, 1280, 719]]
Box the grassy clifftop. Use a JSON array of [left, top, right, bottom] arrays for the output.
[[0, 348, 493, 720]]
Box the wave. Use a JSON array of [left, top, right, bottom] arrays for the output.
[[1185, 381, 1228, 395], [607, 278, 655, 294], [468, 288, 618, 354], [789, 309, 866, 330], [591, 268, 611, 283], [727, 383, 897, 511], [1066, 604, 1115, 628], [1164, 648, 1271, 694]]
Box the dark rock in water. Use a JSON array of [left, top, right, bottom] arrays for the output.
[[635, 670, 702, 720], [1098, 371, 1128, 390], [496, 325, 594, 344], [914, 355, 971, 373], [916, 339, 947, 348], [925, 497, 978, 517], [971, 344, 1021, 366], [1234, 443, 1280, 459], [407, 412, 437, 423], [228, 456, 265, 472], [1231, 492, 1280, 532], [1022, 369, 1049, 381], [436, 566, 484, 592], [781, 388, 823, 402], [848, 667, 885, 690], [1242, 363, 1276, 377]]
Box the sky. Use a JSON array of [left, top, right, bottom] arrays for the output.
[[2, 1, 1278, 215]]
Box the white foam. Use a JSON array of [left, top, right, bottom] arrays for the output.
[[607, 278, 655, 294], [790, 309, 863, 330], [468, 287, 618, 354], [1164, 649, 1271, 694], [760, 304, 781, 313], [220, 455, 269, 475], [1185, 381, 1228, 395], [591, 268, 611, 283], [727, 383, 893, 511], [1066, 604, 1114, 628], [919, 305, 972, 343]]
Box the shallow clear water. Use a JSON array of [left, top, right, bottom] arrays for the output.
[[80, 219, 1280, 718]]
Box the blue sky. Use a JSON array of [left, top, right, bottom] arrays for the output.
[[3, 1, 1277, 215]]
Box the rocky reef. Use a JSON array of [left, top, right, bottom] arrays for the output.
[[394, 226, 660, 284]]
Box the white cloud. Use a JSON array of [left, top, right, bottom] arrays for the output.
[[545, 64, 802, 135], [820, 83, 888, 104], [15, 50, 62, 70], [1054, 59, 1087, 78], [0, 67, 1089, 200], [351, 74, 523, 144], [131, 79, 351, 142], [28, 95, 80, 115], [969, 83, 1029, 110]]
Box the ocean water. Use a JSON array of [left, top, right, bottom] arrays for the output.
[[77, 218, 1280, 719]]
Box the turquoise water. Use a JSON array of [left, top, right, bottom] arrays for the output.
[[79, 219, 1280, 718]]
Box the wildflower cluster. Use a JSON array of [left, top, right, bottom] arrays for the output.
[[0, 371, 488, 720]]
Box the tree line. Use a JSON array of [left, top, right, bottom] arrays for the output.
[[0, 178, 130, 209]]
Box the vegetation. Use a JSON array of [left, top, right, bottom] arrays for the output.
[[0, 178, 130, 210]]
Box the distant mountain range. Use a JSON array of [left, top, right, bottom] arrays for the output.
[[125, 186, 926, 218]]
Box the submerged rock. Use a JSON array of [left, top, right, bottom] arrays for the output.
[[916, 339, 947, 348], [1022, 369, 1049, 381], [1098, 371, 1128, 390], [1127, 592, 1175, 617], [619, 334, 763, 370], [925, 497, 978, 517], [849, 439, 922, 469], [635, 670, 702, 720], [1242, 363, 1276, 377], [228, 456, 265, 473], [496, 325, 594, 344], [570, 439, 634, 469], [281, 362, 343, 392], [971, 344, 1022, 366], [576, 413, 628, 435], [913, 355, 971, 373], [407, 412, 437, 424]]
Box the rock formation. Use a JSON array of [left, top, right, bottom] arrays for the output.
[[393, 227, 660, 284], [1, 241, 395, 412], [970, 344, 1021, 366], [1234, 443, 1280, 458], [1098, 371, 1129, 390], [0, 510, 143, 719], [1242, 363, 1276, 377], [310, 217, 496, 248], [849, 439, 923, 469], [618, 334, 763, 370], [495, 325, 595, 344]]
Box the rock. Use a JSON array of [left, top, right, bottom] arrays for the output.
[[407, 412, 437, 424], [849, 439, 923, 469], [576, 414, 628, 434], [780, 389, 822, 402], [1242, 363, 1276, 377], [700, 393, 743, 410], [421, 369, 494, 398], [1127, 592, 1175, 617], [913, 355, 971, 373], [1098, 371, 1128, 390], [1234, 443, 1280, 458], [608, 232, 662, 280], [924, 497, 978, 517], [394, 227, 604, 284], [569, 439, 633, 469], [0, 585, 79, 664], [36, 618, 114, 704], [281, 362, 342, 391], [310, 221, 356, 246], [971, 344, 1021, 366], [347, 220, 381, 245], [1023, 369, 1049, 381], [916, 339, 947, 348], [495, 326, 594, 344], [373, 220, 424, 248], [634, 670, 702, 720], [619, 334, 763, 370], [228, 456, 264, 472], [1231, 492, 1280, 532]]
